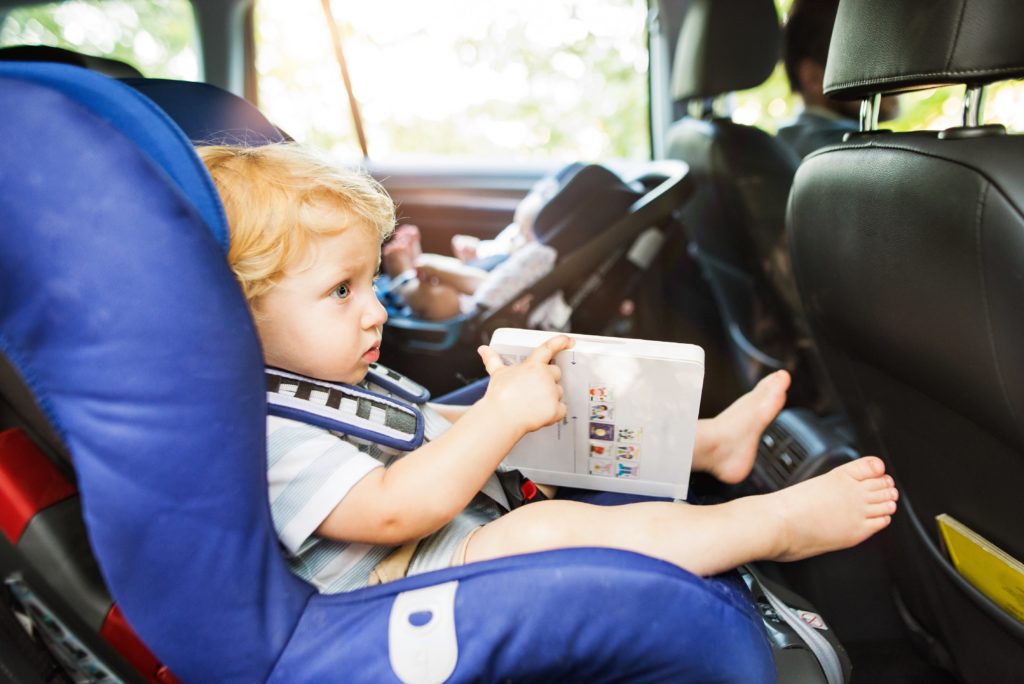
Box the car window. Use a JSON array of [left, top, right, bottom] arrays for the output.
[[734, 0, 1024, 135], [254, 0, 650, 162], [0, 0, 199, 80]]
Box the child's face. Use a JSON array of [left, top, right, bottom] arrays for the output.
[[253, 213, 387, 384]]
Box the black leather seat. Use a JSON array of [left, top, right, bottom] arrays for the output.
[[665, 0, 825, 407], [788, 1, 1024, 681]]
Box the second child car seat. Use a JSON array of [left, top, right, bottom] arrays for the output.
[[379, 161, 686, 344], [381, 162, 691, 342], [380, 161, 691, 394]]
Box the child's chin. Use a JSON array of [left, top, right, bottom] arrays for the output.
[[341, 364, 371, 385], [301, 364, 368, 385]]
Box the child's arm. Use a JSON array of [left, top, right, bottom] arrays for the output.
[[315, 335, 573, 546], [428, 403, 470, 423]]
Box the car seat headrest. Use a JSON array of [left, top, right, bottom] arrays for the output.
[[122, 78, 288, 146], [0, 62, 229, 252], [825, 0, 1024, 100], [531, 163, 642, 255], [671, 0, 781, 102], [0, 44, 144, 79]]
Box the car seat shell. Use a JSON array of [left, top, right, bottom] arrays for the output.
[[0, 62, 775, 683]]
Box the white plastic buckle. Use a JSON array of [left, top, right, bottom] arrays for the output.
[[388, 581, 459, 684]]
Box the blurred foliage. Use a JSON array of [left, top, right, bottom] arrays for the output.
[[255, 0, 649, 162], [5, 0, 1021, 163], [0, 0, 198, 79]]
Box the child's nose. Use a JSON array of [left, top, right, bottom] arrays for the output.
[[362, 293, 388, 329]]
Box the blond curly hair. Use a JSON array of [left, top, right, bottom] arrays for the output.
[[198, 143, 395, 303]]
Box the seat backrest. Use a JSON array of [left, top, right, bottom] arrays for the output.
[[788, 1, 1024, 679], [665, 0, 818, 403], [122, 78, 288, 146]]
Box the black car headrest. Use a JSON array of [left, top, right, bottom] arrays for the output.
[[671, 0, 780, 102], [0, 44, 143, 79], [825, 0, 1024, 100]]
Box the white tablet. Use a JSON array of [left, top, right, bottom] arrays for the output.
[[489, 328, 704, 499]]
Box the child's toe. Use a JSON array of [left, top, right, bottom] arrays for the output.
[[867, 500, 898, 517], [847, 456, 885, 480]]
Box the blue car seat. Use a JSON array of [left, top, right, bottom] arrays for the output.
[[0, 62, 784, 682]]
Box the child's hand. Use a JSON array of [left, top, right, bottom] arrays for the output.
[[478, 335, 573, 435]]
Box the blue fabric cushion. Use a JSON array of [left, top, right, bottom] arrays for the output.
[[0, 62, 228, 251], [0, 63, 299, 681]]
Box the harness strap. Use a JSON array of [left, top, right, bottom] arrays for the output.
[[266, 368, 425, 451], [265, 365, 548, 513], [367, 362, 431, 403]]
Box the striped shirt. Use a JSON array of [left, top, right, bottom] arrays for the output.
[[267, 395, 502, 593]]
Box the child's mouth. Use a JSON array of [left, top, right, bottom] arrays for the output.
[[363, 343, 380, 363]]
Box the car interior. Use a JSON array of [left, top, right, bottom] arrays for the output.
[[1, 0, 1022, 682]]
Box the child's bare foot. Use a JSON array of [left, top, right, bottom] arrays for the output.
[[694, 370, 790, 484], [383, 226, 417, 277], [763, 457, 897, 561], [398, 224, 422, 261]]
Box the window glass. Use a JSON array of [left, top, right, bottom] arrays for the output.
[[734, 0, 1024, 135], [0, 0, 199, 80], [254, 0, 650, 162]]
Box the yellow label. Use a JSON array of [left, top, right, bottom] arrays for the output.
[[936, 514, 1024, 623]]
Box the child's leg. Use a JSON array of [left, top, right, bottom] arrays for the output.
[[406, 281, 464, 320], [466, 457, 897, 577], [691, 370, 791, 484]]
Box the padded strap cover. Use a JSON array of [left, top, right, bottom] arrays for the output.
[[825, 0, 1024, 99], [266, 368, 425, 451]]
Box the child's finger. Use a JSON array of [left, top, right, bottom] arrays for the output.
[[548, 364, 562, 382], [526, 334, 573, 365], [477, 345, 506, 375]]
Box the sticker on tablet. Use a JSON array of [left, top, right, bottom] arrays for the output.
[[589, 403, 613, 421], [589, 422, 614, 441]]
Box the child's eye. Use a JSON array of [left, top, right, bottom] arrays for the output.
[[332, 283, 350, 300]]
